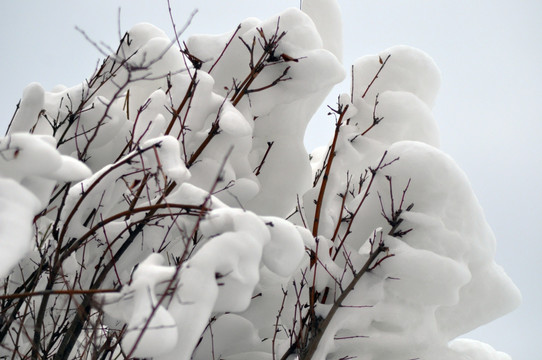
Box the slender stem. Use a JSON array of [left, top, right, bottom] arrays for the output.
[[329, 175, 351, 245], [254, 141, 274, 176], [187, 121, 220, 167], [272, 289, 288, 360], [312, 105, 349, 238], [209, 24, 242, 74], [0, 288, 118, 301], [165, 71, 198, 136], [361, 54, 391, 99], [332, 151, 388, 261]]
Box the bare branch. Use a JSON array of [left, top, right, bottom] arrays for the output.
[[254, 141, 274, 176]]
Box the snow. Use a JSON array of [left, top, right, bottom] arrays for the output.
[[0, 179, 40, 277], [192, 314, 262, 359], [359, 90, 440, 147], [140, 136, 191, 182], [187, 7, 345, 216], [8, 82, 45, 134], [353, 45, 441, 108], [302, 0, 343, 61], [1, 1, 520, 359], [100, 254, 178, 357], [450, 338, 513, 360], [259, 216, 306, 277], [0, 134, 90, 278], [298, 137, 522, 358]]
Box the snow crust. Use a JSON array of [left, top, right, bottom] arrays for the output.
[[1, 1, 520, 359]]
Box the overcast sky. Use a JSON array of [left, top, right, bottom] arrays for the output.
[[1, 1, 540, 358]]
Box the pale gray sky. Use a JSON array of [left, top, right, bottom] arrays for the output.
[[1, 1, 540, 358]]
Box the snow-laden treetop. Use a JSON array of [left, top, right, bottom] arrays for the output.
[[0, 0, 519, 359]]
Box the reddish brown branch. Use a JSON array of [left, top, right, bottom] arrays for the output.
[[187, 118, 220, 168], [165, 71, 198, 136], [312, 105, 349, 238], [209, 24, 242, 74], [230, 22, 287, 106], [361, 54, 391, 99]]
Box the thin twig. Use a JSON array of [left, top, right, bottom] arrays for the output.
[[332, 151, 394, 260], [209, 24, 242, 74], [272, 288, 288, 360], [361, 54, 391, 99], [0, 288, 118, 301], [312, 105, 349, 238], [254, 141, 274, 176]]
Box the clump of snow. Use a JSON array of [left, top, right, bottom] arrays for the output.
[[292, 44, 519, 359], [450, 338, 513, 360], [144, 208, 304, 360], [192, 314, 263, 359], [8, 82, 45, 133], [305, 140, 521, 359], [187, 7, 345, 216], [100, 254, 178, 357], [0, 179, 41, 278], [302, 0, 343, 61], [0, 134, 90, 278], [353, 45, 441, 108]]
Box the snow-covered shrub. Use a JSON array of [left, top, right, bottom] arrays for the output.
[[0, 1, 520, 359]]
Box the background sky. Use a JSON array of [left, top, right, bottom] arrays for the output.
[[0, 1, 540, 358]]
